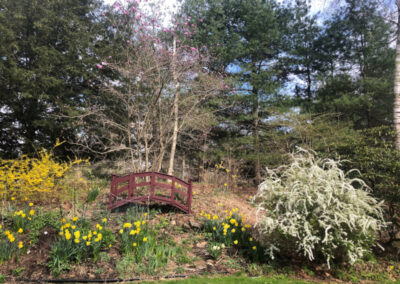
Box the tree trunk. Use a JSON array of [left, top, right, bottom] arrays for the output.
[[395, 1, 400, 150], [252, 87, 261, 185], [168, 37, 179, 175]]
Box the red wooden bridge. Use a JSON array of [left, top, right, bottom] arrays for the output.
[[108, 172, 193, 213]]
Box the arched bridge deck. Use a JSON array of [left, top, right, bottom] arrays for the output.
[[108, 172, 192, 213]]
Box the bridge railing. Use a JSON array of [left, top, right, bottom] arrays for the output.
[[108, 172, 192, 213]]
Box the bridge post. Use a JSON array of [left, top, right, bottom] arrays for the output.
[[150, 172, 155, 199], [171, 176, 176, 201]]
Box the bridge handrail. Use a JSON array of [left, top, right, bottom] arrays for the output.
[[108, 171, 192, 213]]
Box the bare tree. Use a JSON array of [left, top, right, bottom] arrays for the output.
[[73, 2, 225, 174]]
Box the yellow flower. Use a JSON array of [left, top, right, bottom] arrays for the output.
[[119, 229, 123, 234], [231, 229, 235, 233], [142, 221, 146, 225], [249, 237, 253, 242], [71, 225, 76, 229], [389, 265, 394, 271], [224, 183, 228, 187], [144, 213, 148, 217], [193, 191, 196, 195], [24, 197, 28, 201], [21, 213, 26, 218], [11, 197, 15, 201], [217, 203, 222, 206], [83, 236, 87, 240], [97, 233, 102, 240], [86, 241, 91, 246], [249, 195, 253, 199], [74, 238, 80, 243], [74, 231, 80, 239], [252, 246, 257, 250], [134, 221, 141, 228], [129, 230, 137, 235], [18, 228, 23, 234], [93, 231, 97, 235], [109, 244, 112, 248], [226, 169, 230, 173], [0, 224, 2, 230], [72, 217, 78, 222], [4, 230, 10, 236], [59, 232, 64, 236], [62, 218, 66, 223], [123, 223, 132, 228], [213, 226, 216, 231], [241, 228, 245, 232], [65, 232, 71, 240], [28, 217, 32, 221], [143, 237, 148, 242], [132, 242, 137, 247], [94, 238, 99, 242], [234, 240, 238, 245], [102, 218, 107, 223], [18, 241, 23, 249], [29, 202, 34, 207]]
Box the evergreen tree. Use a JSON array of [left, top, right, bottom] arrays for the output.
[[0, 0, 103, 157], [180, 0, 290, 183]]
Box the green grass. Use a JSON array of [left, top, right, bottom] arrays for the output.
[[140, 275, 314, 283]]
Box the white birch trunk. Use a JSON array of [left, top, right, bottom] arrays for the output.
[[395, 1, 400, 150], [168, 37, 179, 175]]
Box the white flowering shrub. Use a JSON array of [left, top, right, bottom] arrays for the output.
[[254, 149, 386, 268]]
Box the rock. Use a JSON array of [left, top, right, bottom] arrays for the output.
[[206, 260, 214, 271], [189, 219, 201, 230], [196, 241, 207, 248]]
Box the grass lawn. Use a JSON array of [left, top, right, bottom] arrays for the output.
[[142, 275, 314, 284]]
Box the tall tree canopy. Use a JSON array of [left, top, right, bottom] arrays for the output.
[[0, 0, 103, 157]]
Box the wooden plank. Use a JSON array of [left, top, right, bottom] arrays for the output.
[[128, 174, 134, 198], [115, 175, 130, 183], [117, 185, 129, 194]]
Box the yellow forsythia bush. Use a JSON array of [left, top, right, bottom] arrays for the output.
[[0, 140, 87, 199]]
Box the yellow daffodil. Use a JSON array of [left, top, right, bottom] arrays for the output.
[[252, 246, 257, 250], [18, 228, 23, 234], [102, 218, 107, 223], [86, 241, 91, 246], [18, 241, 23, 249], [72, 217, 78, 222], [123, 223, 132, 228], [132, 242, 137, 247], [119, 229, 123, 234], [29, 202, 34, 207], [143, 237, 148, 242], [74, 238, 80, 244], [234, 240, 238, 245]]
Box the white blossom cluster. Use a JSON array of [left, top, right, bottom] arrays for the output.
[[254, 148, 386, 268]]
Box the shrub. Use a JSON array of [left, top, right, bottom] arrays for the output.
[[0, 140, 86, 200], [254, 148, 386, 268]]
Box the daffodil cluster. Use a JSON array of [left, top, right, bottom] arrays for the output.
[[54, 216, 113, 265], [201, 208, 262, 261], [119, 216, 150, 255], [0, 225, 24, 262]]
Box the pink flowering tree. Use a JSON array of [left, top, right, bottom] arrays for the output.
[[75, 0, 228, 175]]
